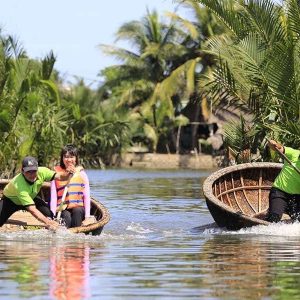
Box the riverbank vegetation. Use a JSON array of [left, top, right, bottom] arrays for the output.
[[0, 0, 298, 177], [199, 0, 300, 163]]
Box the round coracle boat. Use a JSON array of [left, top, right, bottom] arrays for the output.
[[0, 179, 110, 235], [203, 162, 287, 230]]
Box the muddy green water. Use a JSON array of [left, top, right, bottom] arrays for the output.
[[1, 168, 300, 300]]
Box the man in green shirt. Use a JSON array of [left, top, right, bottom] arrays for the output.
[[0, 156, 76, 231], [266, 140, 300, 222]]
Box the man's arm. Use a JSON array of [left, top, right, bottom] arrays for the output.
[[53, 171, 70, 181], [26, 205, 59, 231], [53, 165, 84, 181]]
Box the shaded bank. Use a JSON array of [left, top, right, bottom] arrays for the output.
[[111, 153, 221, 169]]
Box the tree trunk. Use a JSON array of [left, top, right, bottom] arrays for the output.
[[176, 125, 182, 154], [192, 102, 201, 149]]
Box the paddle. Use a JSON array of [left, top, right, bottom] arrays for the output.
[[56, 173, 74, 222], [266, 137, 300, 176]]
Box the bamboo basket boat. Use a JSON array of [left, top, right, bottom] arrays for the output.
[[0, 179, 110, 235], [203, 162, 287, 230]]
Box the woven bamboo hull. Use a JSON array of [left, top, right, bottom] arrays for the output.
[[203, 162, 285, 230], [0, 179, 110, 235]]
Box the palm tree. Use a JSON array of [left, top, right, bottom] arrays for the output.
[[99, 9, 191, 151], [0, 34, 68, 176], [197, 0, 300, 157], [164, 0, 228, 149], [99, 5, 228, 152]]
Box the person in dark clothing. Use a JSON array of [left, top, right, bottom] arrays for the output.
[[0, 156, 75, 231], [266, 140, 300, 223]]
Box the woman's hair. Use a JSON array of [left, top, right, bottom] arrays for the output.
[[59, 144, 79, 168]]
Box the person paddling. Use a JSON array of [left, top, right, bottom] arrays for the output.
[[266, 140, 300, 222], [0, 156, 76, 231]]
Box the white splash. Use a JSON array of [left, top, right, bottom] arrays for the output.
[[126, 222, 153, 234], [202, 222, 300, 237], [237, 222, 300, 236], [163, 230, 176, 237]]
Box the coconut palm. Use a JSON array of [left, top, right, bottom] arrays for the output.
[[198, 0, 300, 157], [99, 5, 228, 152], [99, 9, 184, 102], [163, 0, 228, 148], [0, 34, 68, 176], [99, 9, 192, 151]]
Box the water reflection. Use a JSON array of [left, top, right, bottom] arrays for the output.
[[0, 240, 91, 300], [0, 241, 48, 298], [3, 169, 300, 299], [198, 235, 300, 299], [50, 244, 90, 300], [5, 258, 45, 298]]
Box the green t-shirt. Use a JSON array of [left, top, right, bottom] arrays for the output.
[[273, 147, 300, 194], [3, 167, 55, 206]]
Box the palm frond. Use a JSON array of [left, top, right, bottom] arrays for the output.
[[41, 50, 56, 80], [286, 0, 300, 36], [198, 0, 248, 38], [243, 0, 285, 44], [115, 21, 148, 48], [99, 44, 140, 65], [165, 12, 199, 40]]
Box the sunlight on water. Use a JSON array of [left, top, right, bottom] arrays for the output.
[[2, 169, 300, 300]]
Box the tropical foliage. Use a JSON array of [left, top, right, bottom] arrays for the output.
[[198, 0, 300, 162], [99, 9, 186, 152], [5, 0, 297, 174], [99, 2, 227, 152], [60, 79, 130, 166], [223, 115, 261, 163], [0, 35, 68, 177], [0, 36, 130, 177]]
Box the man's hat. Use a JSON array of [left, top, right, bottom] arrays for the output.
[[22, 156, 38, 172]]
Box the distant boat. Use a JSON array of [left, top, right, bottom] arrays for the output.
[[202, 162, 290, 230], [0, 179, 110, 235]]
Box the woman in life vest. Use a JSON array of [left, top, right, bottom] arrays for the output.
[[50, 144, 93, 228]]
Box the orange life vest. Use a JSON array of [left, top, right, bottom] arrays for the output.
[[54, 165, 85, 209]]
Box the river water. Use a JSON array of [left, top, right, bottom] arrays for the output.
[[1, 168, 300, 299]]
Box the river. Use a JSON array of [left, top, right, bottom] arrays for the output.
[[1, 168, 300, 299]]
